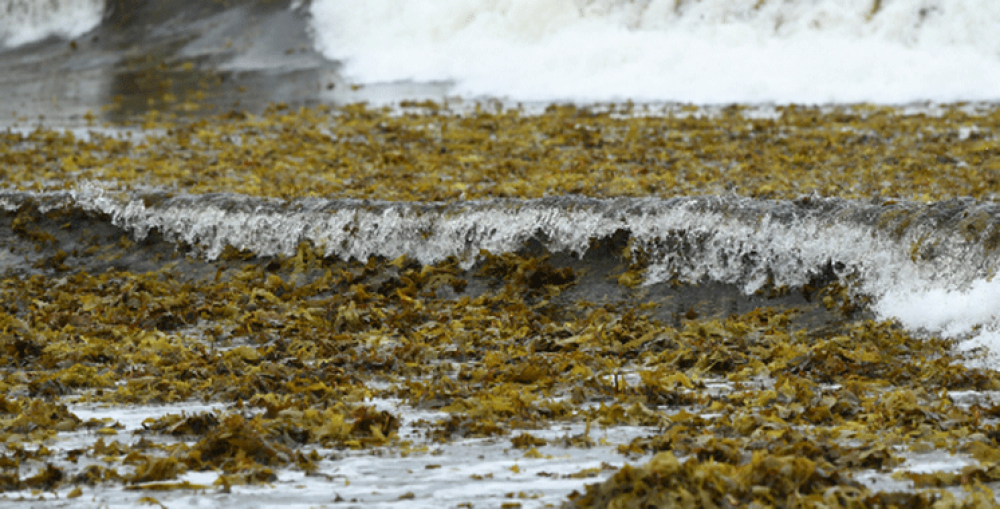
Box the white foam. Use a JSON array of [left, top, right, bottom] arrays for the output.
[[0, 0, 104, 47], [877, 278, 1000, 362], [878, 279, 1000, 338], [308, 0, 1000, 104]]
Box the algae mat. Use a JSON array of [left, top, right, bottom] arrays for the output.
[[2, 104, 1000, 508]]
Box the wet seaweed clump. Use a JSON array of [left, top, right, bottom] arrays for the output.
[[4, 103, 1000, 202], [566, 451, 990, 509], [2, 102, 1000, 505]]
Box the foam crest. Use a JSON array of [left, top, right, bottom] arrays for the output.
[[308, 0, 1000, 103], [50, 189, 998, 296], [0, 0, 104, 47], [7, 188, 1000, 348]]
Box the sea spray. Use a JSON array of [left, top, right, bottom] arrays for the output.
[[5, 188, 1000, 345], [0, 0, 104, 47], [308, 0, 1000, 103]]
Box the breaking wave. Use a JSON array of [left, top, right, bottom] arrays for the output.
[[0, 0, 105, 47], [7, 0, 999, 104], [308, 0, 1000, 103], [3, 188, 1000, 344]]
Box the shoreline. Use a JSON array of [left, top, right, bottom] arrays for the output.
[[4, 1, 999, 128], [4, 3, 1000, 506], [0, 0, 454, 126]]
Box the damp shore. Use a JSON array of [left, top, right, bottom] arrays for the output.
[[4, 2, 1000, 508]]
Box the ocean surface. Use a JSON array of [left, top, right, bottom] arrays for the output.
[[309, 0, 1000, 103], [5, 188, 1000, 352], [3, 1, 1000, 508], [0, 0, 104, 47], [4, 0, 1000, 109]]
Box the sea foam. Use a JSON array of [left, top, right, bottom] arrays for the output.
[[0, 0, 104, 47], [878, 279, 1000, 365], [308, 0, 1000, 104]]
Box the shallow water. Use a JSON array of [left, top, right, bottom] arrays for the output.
[[3, 1, 1000, 508], [6, 189, 1000, 334]]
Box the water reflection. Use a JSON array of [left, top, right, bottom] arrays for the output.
[[0, 0, 457, 126]]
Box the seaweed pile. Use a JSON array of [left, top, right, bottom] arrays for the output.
[[4, 103, 999, 202], [2, 104, 1000, 507]]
